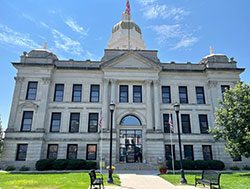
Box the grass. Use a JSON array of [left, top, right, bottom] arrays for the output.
[[0, 172, 121, 189], [159, 172, 250, 189]]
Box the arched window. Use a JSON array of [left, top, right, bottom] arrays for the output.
[[120, 115, 141, 126]]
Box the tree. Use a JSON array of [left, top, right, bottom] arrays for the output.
[[211, 82, 250, 158], [0, 114, 3, 155]]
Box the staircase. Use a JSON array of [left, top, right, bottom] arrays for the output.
[[114, 163, 156, 170]]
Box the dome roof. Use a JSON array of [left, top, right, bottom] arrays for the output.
[[27, 49, 58, 60], [112, 21, 142, 34]]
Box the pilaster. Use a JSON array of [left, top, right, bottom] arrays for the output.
[[145, 80, 153, 131], [153, 80, 161, 132]]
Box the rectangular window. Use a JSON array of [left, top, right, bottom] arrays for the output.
[[184, 145, 194, 160], [120, 85, 128, 102], [26, 81, 38, 100], [50, 113, 61, 132], [199, 115, 209, 134], [67, 144, 78, 160], [90, 85, 100, 102], [181, 114, 191, 134], [165, 145, 175, 161], [233, 156, 242, 161], [162, 86, 171, 103], [86, 144, 97, 160], [133, 85, 142, 103], [69, 113, 80, 133], [179, 86, 188, 103], [16, 144, 28, 161], [72, 84, 82, 102], [88, 113, 98, 133], [21, 111, 33, 132], [221, 85, 230, 100], [196, 87, 205, 104], [47, 144, 58, 159], [54, 84, 64, 102], [202, 145, 213, 160], [163, 114, 173, 133]]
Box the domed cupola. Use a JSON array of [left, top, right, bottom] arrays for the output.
[[107, 0, 146, 50]]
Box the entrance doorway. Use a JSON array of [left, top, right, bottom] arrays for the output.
[[120, 130, 142, 163]]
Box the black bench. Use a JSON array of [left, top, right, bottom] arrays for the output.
[[89, 169, 104, 189], [195, 170, 221, 189]]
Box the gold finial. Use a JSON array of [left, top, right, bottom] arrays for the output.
[[44, 42, 47, 49], [210, 46, 214, 55]]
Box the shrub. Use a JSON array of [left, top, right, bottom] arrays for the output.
[[166, 160, 180, 170], [182, 160, 196, 170], [242, 165, 250, 170], [67, 159, 86, 170], [195, 160, 209, 170], [208, 160, 225, 170], [19, 166, 30, 171], [85, 161, 97, 170], [230, 165, 240, 170], [5, 166, 15, 171], [36, 159, 55, 171], [53, 159, 69, 170]]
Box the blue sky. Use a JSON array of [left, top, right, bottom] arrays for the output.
[[0, 0, 249, 129]]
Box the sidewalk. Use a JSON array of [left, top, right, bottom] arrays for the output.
[[104, 170, 208, 189]]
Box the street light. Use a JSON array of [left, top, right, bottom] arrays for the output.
[[107, 102, 115, 184], [174, 103, 187, 184]]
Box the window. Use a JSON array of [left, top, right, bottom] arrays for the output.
[[69, 113, 80, 132], [120, 115, 141, 126], [199, 115, 209, 134], [21, 111, 33, 132], [120, 85, 128, 102], [165, 145, 175, 160], [16, 144, 28, 161], [133, 85, 142, 103], [67, 144, 78, 160], [233, 156, 242, 161], [184, 145, 194, 160], [54, 84, 64, 102], [181, 114, 191, 134], [202, 145, 213, 160], [72, 84, 82, 102], [88, 113, 98, 132], [47, 144, 58, 159], [87, 144, 97, 160], [162, 86, 171, 103], [196, 87, 205, 104], [221, 85, 230, 100], [50, 113, 61, 132], [26, 81, 38, 100], [90, 85, 100, 102], [179, 86, 188, 103], [163, 114, 173, 133]]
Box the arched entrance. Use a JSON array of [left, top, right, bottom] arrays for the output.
[[119, 115, 142, 163]]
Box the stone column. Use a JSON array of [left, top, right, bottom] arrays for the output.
[[7, 76, 24, 131], [110, 79, 117, 129], [208, 81, 218, 128], [145, 80, 153, 131], [102, 79, 109, 130], [153, 80, 161, 132]]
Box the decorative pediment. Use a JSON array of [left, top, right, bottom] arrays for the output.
[[19, 101, 39, 110], [101, 51, 161, 71]]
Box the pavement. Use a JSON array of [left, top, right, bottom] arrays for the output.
[[102, 170, 208, 189]]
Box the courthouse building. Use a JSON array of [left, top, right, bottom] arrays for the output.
[[1, 6, 249, 169]]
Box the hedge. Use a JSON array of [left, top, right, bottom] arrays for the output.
[[166, 160, 225, 170], [35, 159, 96, 171]]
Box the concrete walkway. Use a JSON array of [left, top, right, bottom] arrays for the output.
[[104, 170, 208, 189]]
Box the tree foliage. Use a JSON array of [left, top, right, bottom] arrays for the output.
[[211, 82, 250, 158]]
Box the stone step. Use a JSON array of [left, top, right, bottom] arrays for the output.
[[113, 163, 155, 170]]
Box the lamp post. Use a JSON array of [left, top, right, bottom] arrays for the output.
[[107, 103, 115, 184], [174, 103, 187, 184]]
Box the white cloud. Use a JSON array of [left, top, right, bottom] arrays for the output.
[[137, 0, 157, 6], [40, 22, 49, 29], [143, 4, 190, 20], [65, 18, 88, 36], [0, 24, 40, 49], [172, 37, 198, 49], [22, 13, 36, 22], [84, 50, 101, 61], [52, 29, 83, 55]]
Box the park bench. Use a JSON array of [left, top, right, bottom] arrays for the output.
[[89, 169, 104, 189], [195, 170, 221, 189]]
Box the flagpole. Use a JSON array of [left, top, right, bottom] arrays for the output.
[[99, 111, 103, 174], [169, 114, 175, 174]]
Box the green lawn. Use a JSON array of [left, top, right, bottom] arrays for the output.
[[159, 172, 250, 189], [0, 172, 121, 189]]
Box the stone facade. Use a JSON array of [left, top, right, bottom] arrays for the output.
[[1, 10, 249, 170]]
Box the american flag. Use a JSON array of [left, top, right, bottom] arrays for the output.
[[126, 0, 131, 15], [98, 111, 103, 128], [169, 115, 173, 133]]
